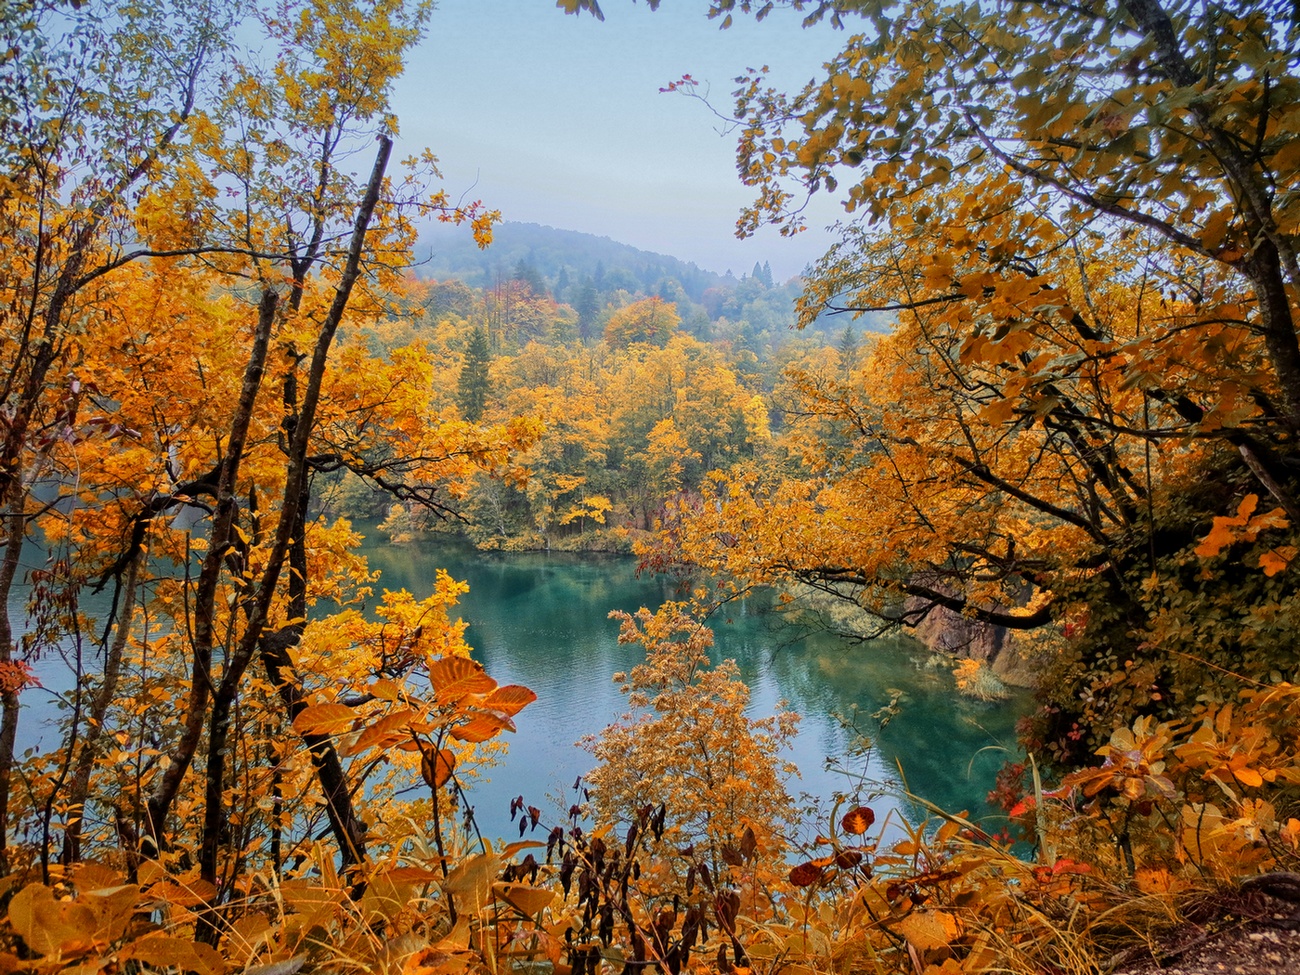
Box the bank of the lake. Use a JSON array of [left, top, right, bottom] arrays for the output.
[[358, 530, 1030, 843]]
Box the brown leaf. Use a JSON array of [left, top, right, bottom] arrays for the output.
[[787, 862, 825, 888], [833, 849, 863, 869], [420, 748, 456, 789], [839, 805, 876, 835]]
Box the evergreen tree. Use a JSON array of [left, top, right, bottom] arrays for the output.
[[512, 259, 547, 296], [575, 280, 600, 341], [457, 325, 492, 422], [837, 324, 860, 373], [761, 260, 773, 287]]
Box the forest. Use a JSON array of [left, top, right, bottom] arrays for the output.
[[1, 0, 1298, 974], [333, 237, 858, 552]]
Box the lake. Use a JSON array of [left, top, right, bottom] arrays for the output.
[[359, 532, 1028, 842], [11, 531, 1028, 847]]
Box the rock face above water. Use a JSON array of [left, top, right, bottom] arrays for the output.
[[903, 595, 1037, 688]]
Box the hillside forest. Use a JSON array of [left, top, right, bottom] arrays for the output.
[[336, 222, 860, 551], [2, 1, 1300, 974]]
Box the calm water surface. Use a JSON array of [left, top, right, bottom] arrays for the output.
[[359, 533, 1028, 842], [11, 532, 1028, 845]]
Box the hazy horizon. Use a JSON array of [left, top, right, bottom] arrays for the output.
[[393, 1, 848, 281]]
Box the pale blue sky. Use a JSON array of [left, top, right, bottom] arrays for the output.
[[392, 1, 848, 280]]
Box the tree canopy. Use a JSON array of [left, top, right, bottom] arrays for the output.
[[0, 0, 528, 896], [638, 0, 1300, 764]]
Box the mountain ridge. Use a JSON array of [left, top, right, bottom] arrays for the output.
[[414, 220, 765, 303]]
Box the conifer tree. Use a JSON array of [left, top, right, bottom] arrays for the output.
[[575, 280, 600, 341], [457, 325, 493, 422], [837, 324, 860, 374]]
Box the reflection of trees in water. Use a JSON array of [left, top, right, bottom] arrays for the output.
[[357, 535, 1024, 824], [714, 595, 1026, 822]]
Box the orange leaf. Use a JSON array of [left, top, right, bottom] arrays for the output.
[[383, 866, 443, 885], [121, 936, 223, 975], [149, 879, 218, 908], [428, 656, 497, 700], [978, 397, 1017, 425], [1259, 546, 1296, 577], [483, 684, 537, 717], [1232, 766, 1264, 788], [895, 910, 959, 952], [450, 711, 513, 743], [840, 806, 876, 835], [292, 703, 355, 738], [345, 709, 416, 756]]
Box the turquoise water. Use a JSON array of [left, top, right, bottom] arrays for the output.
[[9, 531, 1028, 846], [357, 534, 1028, 842]]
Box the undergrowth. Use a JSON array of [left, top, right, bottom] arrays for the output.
[[0, 679, 1297, 975]]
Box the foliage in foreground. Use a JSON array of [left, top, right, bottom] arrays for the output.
[[0, 667, 1297, 975]]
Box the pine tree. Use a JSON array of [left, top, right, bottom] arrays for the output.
[[457, 325, 492, 422], [513, 259, 547, 296], [837, 324, 860, 373], [575, 281, 600, 342]]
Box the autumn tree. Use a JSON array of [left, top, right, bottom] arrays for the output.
[[603, 0, 1300, 763], [584, 604, 798, 876], [0, 0, 237, 870], [0, 0, 538, 915], [604, 296, 681, 348]]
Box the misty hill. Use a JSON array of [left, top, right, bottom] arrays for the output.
[[413, 220, 885, 343], [414, 221, 738, 305]]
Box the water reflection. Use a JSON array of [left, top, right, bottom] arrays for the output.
[[358, 532, 1027, 842]]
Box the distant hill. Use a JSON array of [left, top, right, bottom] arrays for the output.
[[413, 220, 888, 342], [413, 221, 735, 304]]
